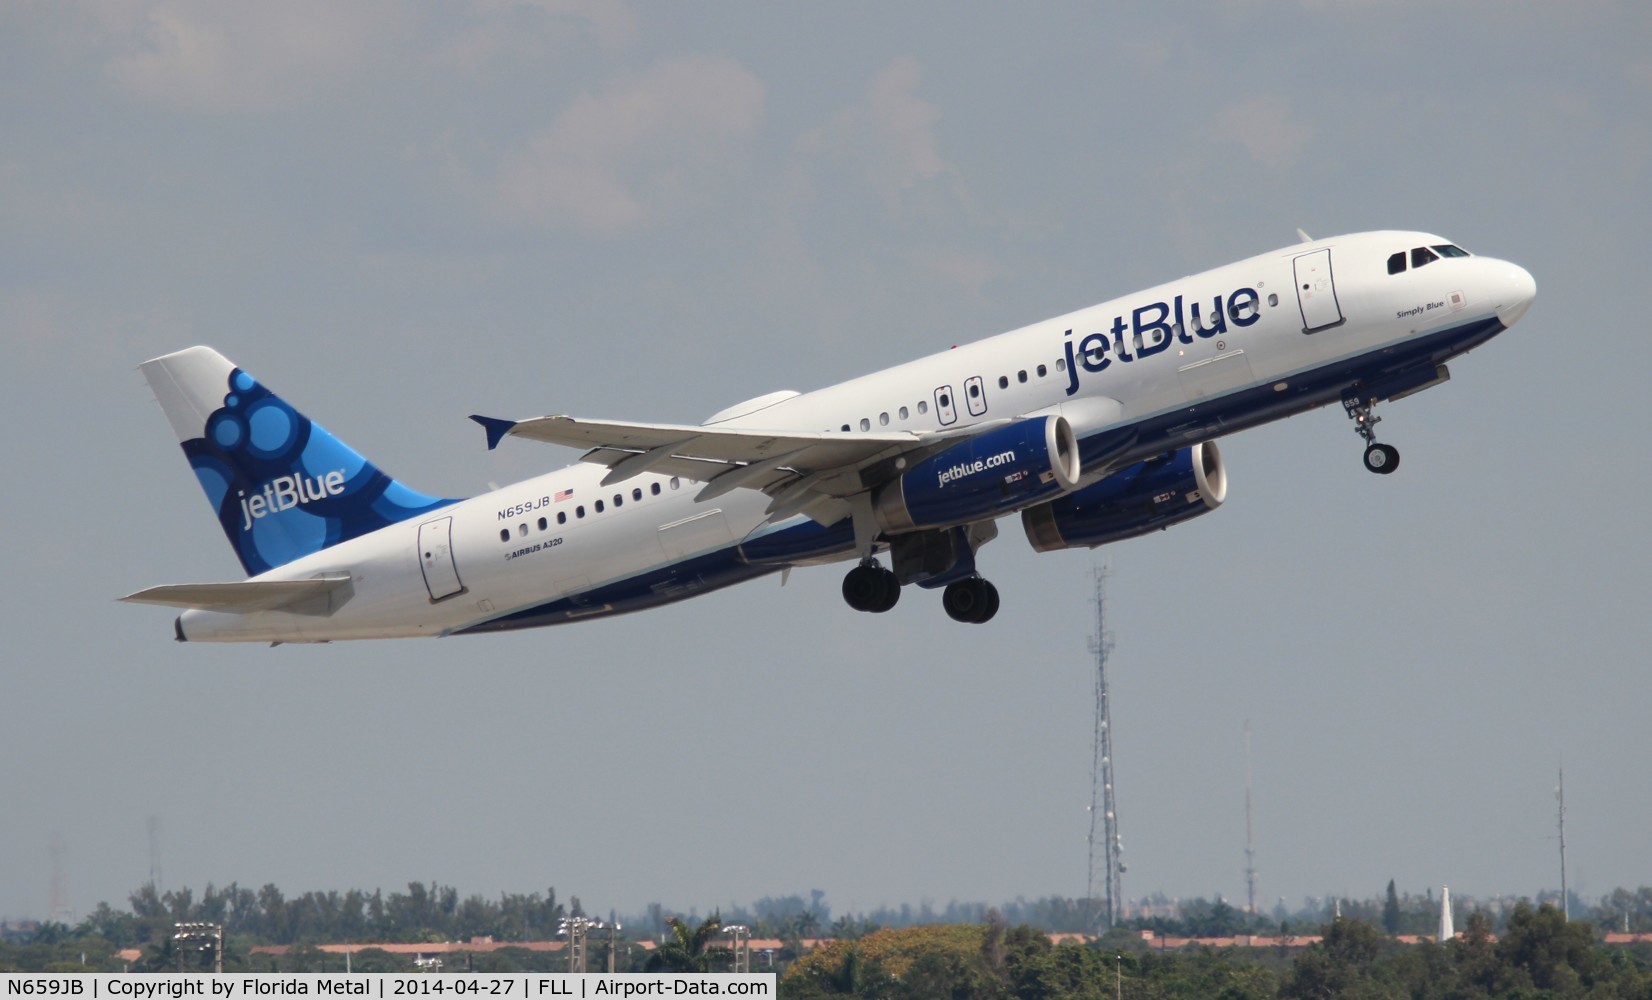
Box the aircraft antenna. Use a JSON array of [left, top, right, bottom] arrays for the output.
[[1086, 567, 1124, 932], [1244, 722, 1258, 915]]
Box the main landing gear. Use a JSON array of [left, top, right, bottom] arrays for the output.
[[840, 560, 1000, 623], [842, 560, 900, 613], [941, 576, 1000, 624], [1344, 395, 1400, 475]]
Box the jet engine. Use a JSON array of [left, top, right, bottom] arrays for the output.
[[1021, 441, 1226, 552], [874, 416, 1082, 533]]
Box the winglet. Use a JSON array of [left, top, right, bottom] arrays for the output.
[[469, 415, 518, 451]]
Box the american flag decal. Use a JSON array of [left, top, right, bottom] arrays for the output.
[[555, 489, 574, 502]]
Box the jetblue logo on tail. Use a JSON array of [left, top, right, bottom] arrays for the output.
[[238, 470, 349, 530]]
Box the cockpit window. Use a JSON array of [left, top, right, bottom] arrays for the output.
[[1387, 251, 1407, 275], [1431, 244, 1470, 258], [1411, 246, 1439, 268]]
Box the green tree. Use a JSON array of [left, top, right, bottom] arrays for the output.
[[646, 916, 731, 973], [1382, 880, 1401, 936]]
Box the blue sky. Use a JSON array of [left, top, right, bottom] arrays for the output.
[[2, 1, 1647, 923]]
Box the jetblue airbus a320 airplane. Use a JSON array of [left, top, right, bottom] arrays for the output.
[[124, 231, 1535, 642]]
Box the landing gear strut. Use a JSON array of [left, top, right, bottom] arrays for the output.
[[1344, 395, 1399, 475], [941, 576, 1000, 624], [842, 560, 900, 613]]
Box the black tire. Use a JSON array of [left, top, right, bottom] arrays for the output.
[[976, 581, 1000, 624], [842, 565, 883, 611], [1363, 443, 1400, 475], [872, 568, 901, 613], [943, 578, 993, 623]]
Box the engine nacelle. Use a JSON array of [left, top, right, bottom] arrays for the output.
[[1021, 441, 1226, 552], [875, 416, 1082, 533]]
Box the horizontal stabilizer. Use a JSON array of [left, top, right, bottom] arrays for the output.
[[469, 414, 518, 451], [120, 574, 354, 616]]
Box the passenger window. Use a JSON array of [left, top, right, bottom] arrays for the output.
[[557, 511, 567, 525], [968, 383, 980, 398], [1018, 370, 1028, 383], [899, 405, 909, 420], [879, 412, 889, 426], [651, 482, 662, 496], [1037, 364, 1047, 377], [1056, 358, 1066, 372], [917, 400, 928, 414], [633, 488, 642, 501], [576, 505, 586, 518], [859, 417, 870, 431], [670, 477, 680, 490], [841, 423, 851, 432], [518, 524, 528, 537], [499, 529, 510, 543], [1388, 251, 1406, 274], [1411, 246, 1438, 268], [612, 494, 622, 507], [537, 516, 547, 531], [595, 499, 605, 513], [1267, 293, 1279, 307], [998, 375, 1009, 389]]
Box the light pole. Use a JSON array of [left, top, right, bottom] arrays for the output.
[[561, 917, 619, 973], [172, 922, 223, 973], [723, 925, 750, 974]]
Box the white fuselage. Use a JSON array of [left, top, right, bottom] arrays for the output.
[[174, 231, 1536, 641]]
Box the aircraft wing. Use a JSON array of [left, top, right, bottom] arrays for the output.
[[120, 575, 353, 616], [470, 413, 993, 518]]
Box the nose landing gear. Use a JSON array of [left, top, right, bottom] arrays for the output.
[[1345, 394, 1400, 475]]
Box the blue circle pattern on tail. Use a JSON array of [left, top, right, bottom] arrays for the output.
[[182, 368, 460, 576]]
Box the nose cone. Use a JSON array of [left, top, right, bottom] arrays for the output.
[[1496, 263, 1537, 327]]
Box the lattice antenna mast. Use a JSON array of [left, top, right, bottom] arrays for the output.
[[49, 831, 69, 924], [1086, 567, 1123, 932], [1557, 767, 1568, 920], [1244, 722, 1258, 915], [147, 815, 162, 890]]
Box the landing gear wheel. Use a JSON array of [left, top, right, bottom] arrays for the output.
[[842, 563, 900, 613], [1363, 443, 1400, 475], [1345, 393, 1400, 475], [943, 577, 999, 624]]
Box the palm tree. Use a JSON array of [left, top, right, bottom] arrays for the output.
[[645, 915, 732, 973]]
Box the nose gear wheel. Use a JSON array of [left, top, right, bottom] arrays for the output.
[[1344, 394, 1400, 475]]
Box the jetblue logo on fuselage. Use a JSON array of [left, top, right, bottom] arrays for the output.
[[1063, 287, 1262, 395], [238, 470, 347, 530]]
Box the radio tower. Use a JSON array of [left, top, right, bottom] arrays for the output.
[[1243, 722, 1258, 915], [1086, 568, 1124, 932], [49, 831, 69, 924]]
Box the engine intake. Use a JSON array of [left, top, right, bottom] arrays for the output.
[[1022, 441, 1226, 552], [875, 416, 1081, 533]]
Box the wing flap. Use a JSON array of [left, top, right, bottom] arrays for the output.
[[120, 575, 354, 616]]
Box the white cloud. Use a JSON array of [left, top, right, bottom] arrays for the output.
[[1211, 96, 1311, 168], [488, 55, 764, 234], [101, 0, 401, 113], [443, 0, 637, 71], [802, 56, 954, 208]]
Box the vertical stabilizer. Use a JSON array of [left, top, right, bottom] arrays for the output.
[[141, 346, 459, 575]]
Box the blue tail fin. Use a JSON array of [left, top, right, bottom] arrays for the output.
[[142, 346, 461, 575]]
